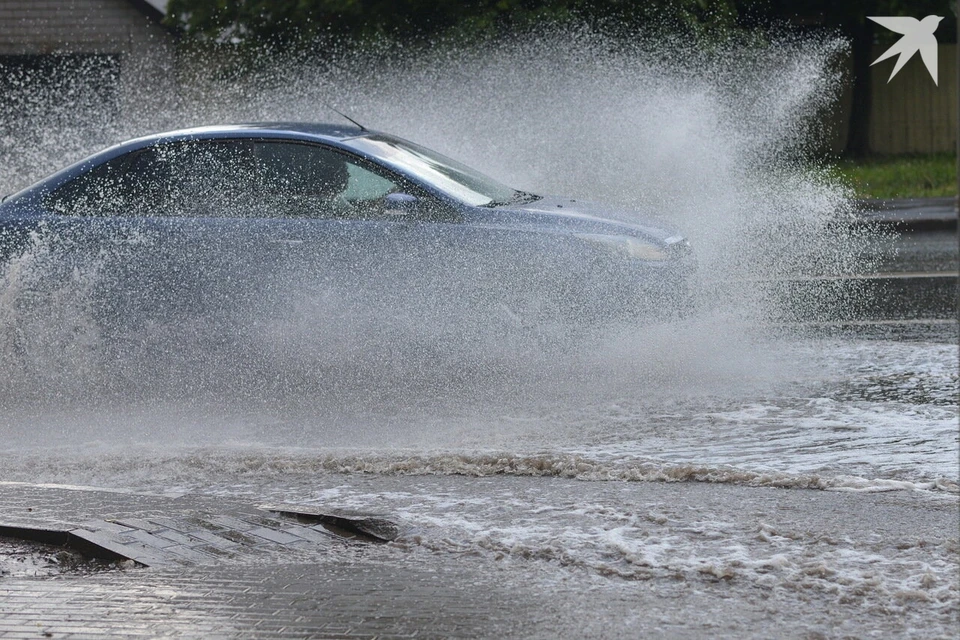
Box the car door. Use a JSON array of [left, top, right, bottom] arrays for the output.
[[40, 139, 268, 322], [244, 140, 455, 324]]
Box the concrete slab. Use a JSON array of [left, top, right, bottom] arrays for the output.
[[0, 483, 358, 568]]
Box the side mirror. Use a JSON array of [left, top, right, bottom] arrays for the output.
[[383, 192, 419, 216]]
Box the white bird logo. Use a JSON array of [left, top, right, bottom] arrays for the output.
[[868, 15, 943, 85]]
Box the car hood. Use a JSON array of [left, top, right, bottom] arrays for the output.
[[488, 196, 683, 245]]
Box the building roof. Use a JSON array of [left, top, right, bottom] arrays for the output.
[[130, 0, 166, 21]]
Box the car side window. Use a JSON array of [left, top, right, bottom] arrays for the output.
[[46, 138, 449, 220], [45, 156, 133, 216], [253, 141, 409, 219], [128, 141, 259, 217], [343, 163, 397, 202], [47, 140, 260, 217]]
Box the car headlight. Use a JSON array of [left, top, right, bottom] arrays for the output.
[[574, 233, 670, 261]]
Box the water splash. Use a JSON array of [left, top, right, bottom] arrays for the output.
[[0, 28, 888, 448]]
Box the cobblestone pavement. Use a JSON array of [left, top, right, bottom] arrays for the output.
[[2, 481, 957, 639], [0, 482, 530, 638], [1, 560, 530, 638]]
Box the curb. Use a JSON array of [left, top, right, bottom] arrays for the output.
[[857, 197, 958, 231]]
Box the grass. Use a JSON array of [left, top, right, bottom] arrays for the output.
[[833, 153, 957, 200]]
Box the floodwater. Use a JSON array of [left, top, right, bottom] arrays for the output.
[[0, 29, 957, 637]]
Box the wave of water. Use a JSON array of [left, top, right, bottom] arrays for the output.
[[3, 326, 955, 491]]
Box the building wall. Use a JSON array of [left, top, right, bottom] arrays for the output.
[[0, 0, 176, 189], [0, 0, 175, 123], [0, 0, 167, 55]]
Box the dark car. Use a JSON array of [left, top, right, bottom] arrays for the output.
[[0, 123, 693, 342]]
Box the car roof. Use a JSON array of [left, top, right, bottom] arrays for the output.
[[126, 122, 369, 146]]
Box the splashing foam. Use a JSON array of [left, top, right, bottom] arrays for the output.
[[0, 29, 883, 448]]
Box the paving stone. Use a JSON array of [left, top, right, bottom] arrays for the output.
[[144, 516, 190, 532], [151, 527, 199, 546], [177, 527, 241, 549], [161, 544, 222, 564], [122, 528, 182, 550], [77, 519, 134, 534], [111, 517, 167, 533], [245, 526, 304, 545], [205, 514, 258, 532], [279, 524, 340, 544], [69, 528, 170, 566]]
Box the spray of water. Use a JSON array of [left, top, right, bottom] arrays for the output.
[[0, 27, 885, 449]]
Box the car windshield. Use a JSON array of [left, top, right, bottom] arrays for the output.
[[345, 134, 536, 207]]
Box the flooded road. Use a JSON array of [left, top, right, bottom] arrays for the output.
[[1, 33, 957, 637], [1, 257, 956, 636], [1, 248, 956, 636]]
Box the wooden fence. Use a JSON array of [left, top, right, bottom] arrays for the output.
[[830, 44, 957, 155]]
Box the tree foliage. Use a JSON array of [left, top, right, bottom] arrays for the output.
[[163, 0, 743, 50], [164, 0, 956, 47]]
